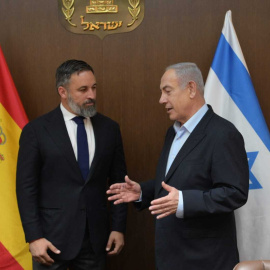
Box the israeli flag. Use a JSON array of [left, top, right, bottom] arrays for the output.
[[204, 10, 270, 260]]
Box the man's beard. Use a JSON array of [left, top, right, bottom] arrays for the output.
[[67, 93, 97, 117]]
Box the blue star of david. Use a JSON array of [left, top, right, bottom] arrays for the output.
[[247, 151, 262, 190]]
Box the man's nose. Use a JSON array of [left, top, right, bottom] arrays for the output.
[[159, 93, 166, 104], [86, 89, 95, 99]]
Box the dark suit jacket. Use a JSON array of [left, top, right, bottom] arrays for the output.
[[139, 106, 249, 270], [16, 106, 127, 260]]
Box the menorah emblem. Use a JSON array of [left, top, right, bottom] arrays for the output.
[[86, 0, 118, 13]]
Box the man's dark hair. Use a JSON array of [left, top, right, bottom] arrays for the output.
[[55, 59, 94, 90]]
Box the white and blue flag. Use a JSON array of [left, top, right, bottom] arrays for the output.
[[204, 10, 270, 261]]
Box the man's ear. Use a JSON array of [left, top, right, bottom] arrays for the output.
[[188, 81, 197, 99], [58, 86, 67, 99]]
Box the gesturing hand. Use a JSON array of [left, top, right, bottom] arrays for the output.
[[107, 175, 141, 204], [149, 181, 179, 219], [29, 238, 60, 266]]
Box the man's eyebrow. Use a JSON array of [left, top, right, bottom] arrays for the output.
[[78, 83, 97, 90], [78, 85, 87, 90], [161, 85, 171, 90]]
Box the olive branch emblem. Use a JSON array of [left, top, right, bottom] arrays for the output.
[[62, 0, 76, 27], [127, 0, 141, 27]]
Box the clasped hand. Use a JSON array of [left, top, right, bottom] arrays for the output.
[[107, 176, 179, 219]]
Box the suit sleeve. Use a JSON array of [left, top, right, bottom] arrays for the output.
[[16, 123, 43, 242], [134, 179, 155, 210], [108, 123, 128, 233], [182, 128, 249, 218]]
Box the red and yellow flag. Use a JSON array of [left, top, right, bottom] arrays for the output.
[[0, 46, 32, 269]]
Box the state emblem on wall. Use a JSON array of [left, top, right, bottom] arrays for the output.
[[58, 0, 145, 39]]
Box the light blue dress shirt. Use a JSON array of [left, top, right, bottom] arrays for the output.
[[138, 104, 208, 217], [166, 104, 209, 218]]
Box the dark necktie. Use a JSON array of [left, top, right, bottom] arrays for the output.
[[72, 116, 89, 180]]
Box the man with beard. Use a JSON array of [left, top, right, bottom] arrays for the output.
[[16, 60, 127, 270]]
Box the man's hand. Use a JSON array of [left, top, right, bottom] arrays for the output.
[[149, 181, 179, 219], [107, 175, 141, 204], [106, 231, 124, 255], [29, 238, 61, 266]]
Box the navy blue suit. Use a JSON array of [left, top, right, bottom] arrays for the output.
[[17, 106, 127, 260], [139, 106, 249, 270]]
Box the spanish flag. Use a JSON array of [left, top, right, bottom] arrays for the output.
[[0, 46, 32, 269]]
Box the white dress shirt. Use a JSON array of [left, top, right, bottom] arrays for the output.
[[60, 103, 95, 167]]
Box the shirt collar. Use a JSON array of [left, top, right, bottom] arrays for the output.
[[60, 103, 77, 121], [173, 103, 208, 134]]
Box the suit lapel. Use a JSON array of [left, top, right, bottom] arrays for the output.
[[157, 106, 214, 194], [164, 132, 206, 182], [44, 107, 84, 183], [85, 114, 102, 183], [155, 127, 175, 182], [154, 127, 175, 194]]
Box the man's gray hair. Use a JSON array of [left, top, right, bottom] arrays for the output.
[[166, 63, 204, 94]]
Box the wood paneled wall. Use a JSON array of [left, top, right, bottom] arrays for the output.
[[1, 1, 269, 269]]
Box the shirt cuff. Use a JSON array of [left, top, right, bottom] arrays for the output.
[[135, 191, 142, 202], [176, 190, 184, 218]]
